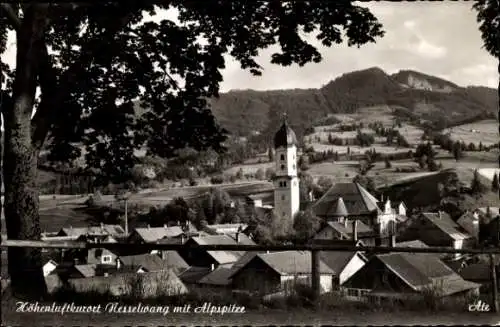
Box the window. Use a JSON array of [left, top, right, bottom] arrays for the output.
[[283, 181, 287, 187], [102, 255, 112, 264], [293, 164, 296, 170], [347, 288, 358, 297], [280, 164, 285, 170], [280, 154, 285, 161], [282, 212, 286, 217], [281, 195, 285, 201]]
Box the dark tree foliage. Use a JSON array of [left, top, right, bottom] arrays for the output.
[[0, 2, 384, 296]]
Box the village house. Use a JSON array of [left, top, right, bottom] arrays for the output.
[[398, 212, 475, 259], [128, 223, 196, 243], [178, 233, 255, 268], [319, 251, 367, 288], [314, 219, 377, 246], [229, 251, 334, 294], [87, 248, 119, 265], [342, 252, 481, 303], [205, 223, 249, 235], [56, 223, 126, 241]]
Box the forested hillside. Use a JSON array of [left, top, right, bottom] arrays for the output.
[[206, 67, 498, 143]]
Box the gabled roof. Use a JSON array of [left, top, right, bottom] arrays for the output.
[[179, 266, 212, 284], [457, 211, 479, 237], [188, 234, 255, 265], [313, 183, 380, 217], [420, 212, 472, 241], [198, 264, 234, 286], [132, 226, 185, 243], [374, 252, 480, 295], [319, 251, 365, 275], [322, 220, 374, 238], [157, 251, 189, 272], [74, 264, 97, 278], [118, 254, 167, 272], [235, 251, 333, 276]]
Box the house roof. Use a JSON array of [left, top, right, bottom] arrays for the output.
[[457, 212, 479, 237], [459, 263, 493, 282], [60, 224, 125, 237], [319, 251, 364, 275], [375, 252, 479, 295], [198, 264, 234, 286], [189, 234, 255, 264], [179, 266, 212, 284], [158, 251, 189, 272], [324, 220, 374, 238], [313, 183, 380, 217], [205, 223, 248, 233], [251, 251, 334, 276], [74, 264, 97, 278], [309, 239, 365, 247], [420, 212, 472, 241], [118, 254, 167, 272], [132, 226, 185, 243]]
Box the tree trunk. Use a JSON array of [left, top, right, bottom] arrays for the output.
[[3, 5, 49, 299]]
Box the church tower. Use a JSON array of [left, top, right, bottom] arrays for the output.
[[273, 113, 300, 222]]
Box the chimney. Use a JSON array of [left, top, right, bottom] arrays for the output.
[[177, 220, 181, 226], [73, 258, 79, 265], [104, 272, 109, 277], [352, 220, 358, 242], [115, 258, 121, 270], [211, 263, 215, 271], [236, 232, 240, 243], [164, 224, 168, 228], [381, 194, 384, 202], [438, 211, 442, 219], [160, 250, 166, 260], [181, 234, 186, 244], [147, 224, 151, 229]]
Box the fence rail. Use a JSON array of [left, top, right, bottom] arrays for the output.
[[1, 239, 498, 313]]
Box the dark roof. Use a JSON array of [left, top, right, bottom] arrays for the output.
[[319, 251, 363, 275], [313, 183, 380, 217], [179, 266, 212, 284], [198, 264, 234, 286], [375, 252, 480, 295], [158, 251, 189, 272], [420, 212, 472, 241], [274, 119, 298, 148], [118, 254, 166, 272], [459, 263, 492, 282], [240, 251, 333, 276], [309, 239, 365, 247]]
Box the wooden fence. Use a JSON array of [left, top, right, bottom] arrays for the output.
[[1, 239, 499, 312]]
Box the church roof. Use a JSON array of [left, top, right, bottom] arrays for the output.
[[274, 115, 298, 148], [312, 183, 380, 217], [329, 197, 349, 217]]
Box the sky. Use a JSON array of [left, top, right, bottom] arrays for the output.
[[1, 1, 498, 94]]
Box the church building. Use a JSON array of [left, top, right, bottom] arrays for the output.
[[272, 114, 300, 222]]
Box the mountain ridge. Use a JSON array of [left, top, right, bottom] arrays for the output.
[[207, 67, 497, 141]]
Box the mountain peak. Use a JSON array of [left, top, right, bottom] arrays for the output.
[[391, 70, 458, 92]]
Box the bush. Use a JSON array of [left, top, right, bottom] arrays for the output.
[[210, 175, 224, 184]]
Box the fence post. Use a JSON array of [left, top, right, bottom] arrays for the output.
[[491, 254, 498, 313], [311, 249, 320, 307]]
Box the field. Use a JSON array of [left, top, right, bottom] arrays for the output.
[[443, 119, 498, 146], [304, 106, 424, 155]]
